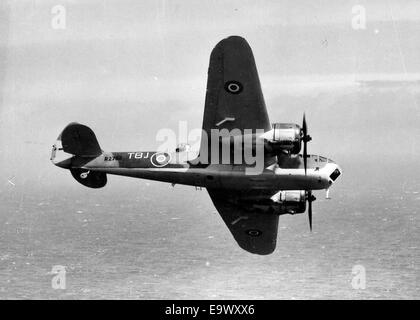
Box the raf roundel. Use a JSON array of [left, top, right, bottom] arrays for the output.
[[151, 152, 171, 167], [156, 154, 166, 162], [224, 80, 243, 94], [246, 229, 262, 237]]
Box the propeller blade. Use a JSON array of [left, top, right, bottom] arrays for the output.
[[302, 113, 307, 136], [308, 191, 312, 232], [302, 113, 308, 175], [307, 190, 316, 232], [308, 193, 312, 231], [303, 137, 307, 175]]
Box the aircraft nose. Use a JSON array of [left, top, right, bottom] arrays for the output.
[[328, 164, 342, 183]]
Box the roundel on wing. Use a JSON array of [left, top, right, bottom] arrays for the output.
[[151, 152, 171, 167], [246, 229, 262, 237], [224, 80, 243, 94]]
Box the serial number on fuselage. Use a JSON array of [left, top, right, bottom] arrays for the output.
[[104, 155, 123, 161], [103, 153, 150, 161]]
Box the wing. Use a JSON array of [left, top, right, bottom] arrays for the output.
[[208, 189, 279, 255], [199, 36, 271, 160]]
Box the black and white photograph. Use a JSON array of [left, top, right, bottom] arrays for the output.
[[0, 0, 419, 302]]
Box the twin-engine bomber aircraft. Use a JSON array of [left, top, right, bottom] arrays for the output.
[[51, 36, 342, 255]]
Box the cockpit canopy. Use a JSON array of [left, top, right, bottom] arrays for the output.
[[298, 154, 335, 164], [315, 155, 335, 163]]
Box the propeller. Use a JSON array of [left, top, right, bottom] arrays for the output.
[[301, 113, 312, 175], [307, 190, 316, 231]]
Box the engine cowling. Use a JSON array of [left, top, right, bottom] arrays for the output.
[[267, 123, 302, 154], [271, 190, 306, 215]]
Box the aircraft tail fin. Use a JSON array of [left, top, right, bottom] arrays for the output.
[[70, 168, 107, 189], [51, 123, 107, 188], [60, 122, 102, 156]]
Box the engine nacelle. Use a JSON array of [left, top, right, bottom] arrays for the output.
[[271, 190, 306, 215], [266, 123, 302, 154]]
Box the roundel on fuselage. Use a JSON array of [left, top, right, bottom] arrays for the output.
[[150, 152, 171, 167]]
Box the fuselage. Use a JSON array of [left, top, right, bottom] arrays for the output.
[[52, 147, 341, 191]]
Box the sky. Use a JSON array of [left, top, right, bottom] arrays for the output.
[[0, 0, 419, 188]]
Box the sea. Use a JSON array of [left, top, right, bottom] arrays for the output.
[[0, 159, 418, 299]]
